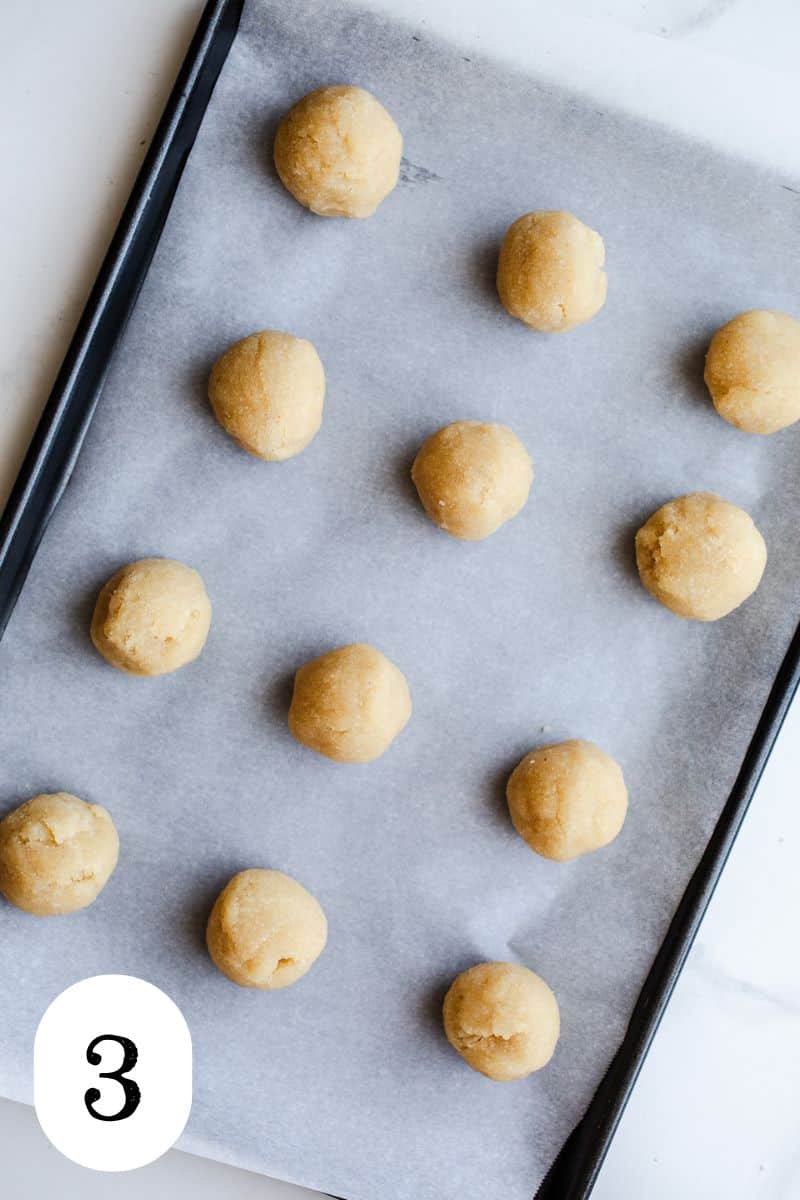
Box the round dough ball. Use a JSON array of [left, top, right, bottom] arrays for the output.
[[273, 85, 402, 218], [206, 868, 327, 990], [497, 210, 607, 333], [443, 961, 560, 1081], [507, 739, 628, 863], [704, 310, 800, 434], [91, 557, 212, 676], [0, 793, 119, 916], [208, 330, 325, 461], [288, 643, 411, 763], [635, 492, 767, 622], [411, 421, 533, 541]]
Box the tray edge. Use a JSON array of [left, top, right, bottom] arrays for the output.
[[0, 0, 245, 641]]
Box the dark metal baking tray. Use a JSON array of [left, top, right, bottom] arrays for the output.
[[1, 2, 797, 1197]]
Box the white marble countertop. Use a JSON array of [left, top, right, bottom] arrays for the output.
[[1, 2, 799, 1197]]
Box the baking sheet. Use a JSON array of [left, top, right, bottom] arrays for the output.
[[1, 1, 799, 1197]]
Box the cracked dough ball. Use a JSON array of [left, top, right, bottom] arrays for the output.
[[288, 643, 411, 763], [635, 492, 767, 621], [443, 962, 560, 1081], [0, 793, 119, 916], [507, 739, 628, 863], [206, 868, 327, 990], [209, 330, 325, 461], [411, 420, 533, 541], [497, 210, 607, 333], [91, 557, 212, 676], [704, 310, 800, 434], [273, 85, 402, 218]]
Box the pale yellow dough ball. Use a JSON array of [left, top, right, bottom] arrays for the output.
[[411, 421, 533, 541], [208, 330, 325, 461], [635, 492, 767, 622], [443, 961, 560, 1082], [273, 85, 402, 218], [497, 210, 607, 333], [704, 310, 800, 434], [91, 557, 212, 676], [0, 793, 119, 916], [288, 643, 412, 763], [507, 739, 628, 863], [206, 869, 327, 990]]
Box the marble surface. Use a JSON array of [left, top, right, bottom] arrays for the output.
[[1, 2, 798, 1197]]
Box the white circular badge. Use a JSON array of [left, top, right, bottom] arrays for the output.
[[34, 974, 192, 1171]]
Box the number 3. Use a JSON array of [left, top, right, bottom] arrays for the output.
[[84, 1034, 141, 1122]]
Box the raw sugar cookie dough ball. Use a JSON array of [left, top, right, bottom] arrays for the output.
[[273, 85, 402, 218], [91, 557, 211, 676], [0, 793, 119, 916], [443, 962, 560, 1081], [635, 492, 766, 621], [497, 210, 607, 332], [411, 421, 533, 541], [507, 739, 628, 862], [704, 310, 800, 434], [289, 643, 412, 763], [206, 869, 327, 990], [208, 330, 325, 461]]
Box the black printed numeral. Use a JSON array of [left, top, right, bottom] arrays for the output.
[[84, 1034, 142, 1122]]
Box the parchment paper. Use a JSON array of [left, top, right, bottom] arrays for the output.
[[1, 2, 799, 1197]]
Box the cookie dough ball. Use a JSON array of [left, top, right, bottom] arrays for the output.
[[411, 421, 533, 541], [91, 557, 212, 676], [443, 962, 560, 1081], [208, 330, 325, 461], [704, 310, 800, 434], [0, 793, 119, 916], [206, 868, 327, 990], [273, 85, 402, 218], [507, 739, 628, 863], [288, 643, 411, 763], [497, 210, 607, 333], [635, 492, 767, 621]]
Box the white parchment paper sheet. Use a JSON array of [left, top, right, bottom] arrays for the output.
[[1, 1, 799, 1197]]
